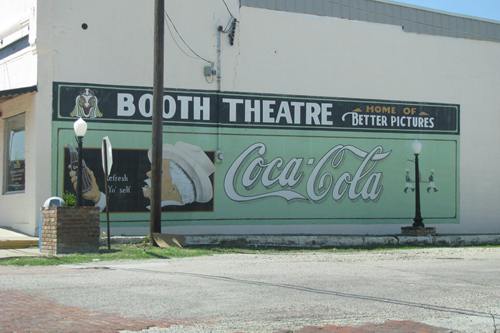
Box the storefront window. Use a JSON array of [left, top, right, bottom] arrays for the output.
[[3, 114, 25, 193]]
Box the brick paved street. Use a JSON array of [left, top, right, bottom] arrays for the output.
[[0, 290, 176, 333], [275, 320, 452, 333], [0, 290, 454, 333]]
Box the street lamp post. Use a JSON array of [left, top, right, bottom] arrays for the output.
[[401, 140, 435, 236], [73, 117, 87, 207], [411, 140, 424, 228]]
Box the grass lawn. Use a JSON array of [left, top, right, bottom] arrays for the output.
[[0, 244, 217, 266], [1, 243, 498, 266], [0, 243, 306, 266]]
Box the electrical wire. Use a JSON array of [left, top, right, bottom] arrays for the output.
[[222, 17, 233, 33], [164, 12, 201, 62], [221, 0, 236, 19], [164, 10, 212, 64]]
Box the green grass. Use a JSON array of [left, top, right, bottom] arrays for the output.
[[0, 244, 316, 266], [1, 243, 499, 266], [0, 244, 216, 266]]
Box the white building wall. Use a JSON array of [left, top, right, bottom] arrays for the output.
[[0, 0, 37, 91], [41, 0, 233, 89], [32, 0, 500, 235]]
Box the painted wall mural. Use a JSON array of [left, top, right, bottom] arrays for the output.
[[53, 82, 459, 134], [53, 82, 459, 225], [224, 143, 391, 203], [63, 146, 215, 212]]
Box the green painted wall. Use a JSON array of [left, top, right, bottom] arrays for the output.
[[51, 82, 459, 228], [52, 121, 459, 227]]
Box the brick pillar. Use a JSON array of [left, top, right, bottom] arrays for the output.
[[41, 207, 100, 255]]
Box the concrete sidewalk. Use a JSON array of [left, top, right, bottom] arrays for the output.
[[0, 228, 38, 249], [0, 247, 39, 259]]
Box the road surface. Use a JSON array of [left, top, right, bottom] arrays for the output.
[[1, 247, 499, 332]]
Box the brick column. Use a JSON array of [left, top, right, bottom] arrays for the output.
[[41, 207, 100, 255]]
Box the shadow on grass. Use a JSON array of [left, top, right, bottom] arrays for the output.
[[97, 249, 121, 254], [142, 250, 171, 259]]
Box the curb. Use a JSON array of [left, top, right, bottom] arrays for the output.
[[0, 239, 39, 249], [103, 234, 500, 248]]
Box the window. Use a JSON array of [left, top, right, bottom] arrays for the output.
[[3, 114, 25, 193]]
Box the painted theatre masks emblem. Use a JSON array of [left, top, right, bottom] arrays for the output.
[[70, 88, 103, 119]]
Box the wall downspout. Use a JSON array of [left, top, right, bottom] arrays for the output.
[[216, 25, 223, 154]]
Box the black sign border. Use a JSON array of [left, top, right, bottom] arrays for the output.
[[53, 81, 460, 135]]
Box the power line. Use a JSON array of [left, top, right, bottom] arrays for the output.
[[164, 10, 212, 64], [221, 0, 236, 19], [222, 17, 233, 33], [164, 12, 201, 61]]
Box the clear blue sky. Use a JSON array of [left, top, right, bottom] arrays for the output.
[[393, 0, 500, 21]]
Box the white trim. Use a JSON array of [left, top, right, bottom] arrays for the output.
[[0, 18, 30, 48], [0, 45, 36, 65]]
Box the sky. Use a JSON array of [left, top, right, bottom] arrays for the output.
[[393, 0, 500, 21]]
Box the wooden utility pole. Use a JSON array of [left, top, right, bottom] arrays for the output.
[[150, 0, 164, 243]]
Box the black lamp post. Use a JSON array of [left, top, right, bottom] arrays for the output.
[[73, 117, 87, 207], [412, 140, 424, 228], [401, 140, 436, 236]]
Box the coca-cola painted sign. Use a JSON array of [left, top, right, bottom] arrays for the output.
[[224, 143, 391, 203]]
